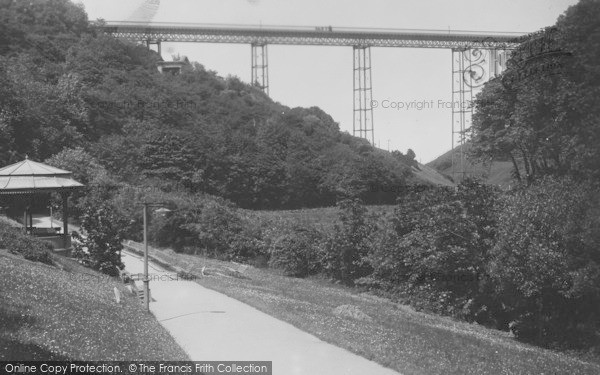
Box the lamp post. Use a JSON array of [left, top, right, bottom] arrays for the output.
[[141, 201, 171, 312], [142, 203, 149, 311]]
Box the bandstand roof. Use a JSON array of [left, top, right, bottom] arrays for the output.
[[0, 158, 84, 195]]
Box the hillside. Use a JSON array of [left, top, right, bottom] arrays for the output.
[[0, 248, 188, 360], [0, 0, 449, 210], [411, 162, 455, 187], [427, 144, 515, 189]]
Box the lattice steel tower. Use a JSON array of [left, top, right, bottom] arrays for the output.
[[251, 43, 269, 95], [353, 46, 374, 145], [451, 48, 504, 181], [451, 49, 474, 182]]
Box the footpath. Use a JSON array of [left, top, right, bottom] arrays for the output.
[[121, 251, 401, 375]]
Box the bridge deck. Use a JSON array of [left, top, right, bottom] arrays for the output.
[[98, 21, 525, 49]]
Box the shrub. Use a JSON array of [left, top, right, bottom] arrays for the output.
[[139, 190, 269, 263], [267, 225, 324, 277], [181, 198, 246, 260], [227, 215, 269, 264], [149, 208, 194, 252], [323, 199, 377, 285], [363, 180, 501, 321], [98, 181, 271, 264], [75, 201, 126, 276], [0, 222, 53, 264], [488, 177, 600, 346]]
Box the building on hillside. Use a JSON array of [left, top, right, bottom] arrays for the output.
[[156, 54, 189, 74]]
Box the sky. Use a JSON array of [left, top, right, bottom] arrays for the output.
[[77, 0, 578, 163]]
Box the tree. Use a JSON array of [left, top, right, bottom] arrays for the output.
[[0, 0, 89, 59], [45, 147, 108, 186], [470, 79, 522, 180], [74, 201, 126, 276], [45, 147, 111, 219], [0, 0, 420, 210], [471, 35, 573, 183], [555, 0, 600, 178], [470, 1, 600, 182]]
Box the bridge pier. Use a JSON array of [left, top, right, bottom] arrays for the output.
[[145, 39, 162, 56], [251, 43, 269, 95], [353, 46, 374, 145], [451, 48, 474, 182], [450, 47, 504, 181]]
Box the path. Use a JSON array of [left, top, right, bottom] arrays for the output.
[[121, 251, 402, 375]]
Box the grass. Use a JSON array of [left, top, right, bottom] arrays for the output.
[[246, 205, 397, 231], [132, 242, 600, 375], [245, 206, 340, 231], [0, 249, 189, 361], [426, 143, 515, 189], [412, 163, 456, 187]]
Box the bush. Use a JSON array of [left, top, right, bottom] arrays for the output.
[[181, 198, 247, 260], [323, 199, 376, 285], [75, 201, 126, 276], [267, 225, 324, 277], [363, 180, 501, 321], [488, 177, 600, 346], [227, 214, 269, 264], [0, 223, 53, 264], [128, 189, 270, 263]]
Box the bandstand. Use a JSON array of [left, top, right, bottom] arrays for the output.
[[0, 158, 84, 251]]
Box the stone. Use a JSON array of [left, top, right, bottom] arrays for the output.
[[113, 287, 121, 304]]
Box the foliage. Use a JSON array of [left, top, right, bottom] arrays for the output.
[[267, 225, 325, 277], [0, 0, 411, 209], [109, 185, 268, 263], [364, 177, 600, 348], [45, 147, 112, 219], [470, 0, 600, 182], [2, 0, 600, 355], [361, 180, 501, 321], [0, 222, 53, 264], [555, 0, 600, 178], [181, 199, 245, 259], [74, 201, 126, 276], [323, 199, 377, 285], [45, 147, 108, 186], [391, 149, 419, 169], [0, 0, 91, 164], [130, 233, 600, 375], [488, 177, 600, 345]]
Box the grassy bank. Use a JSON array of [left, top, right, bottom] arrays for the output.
[[134, 243, 600, 375], [0, 249, 189, 360], [246, 205, 397, 230]]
